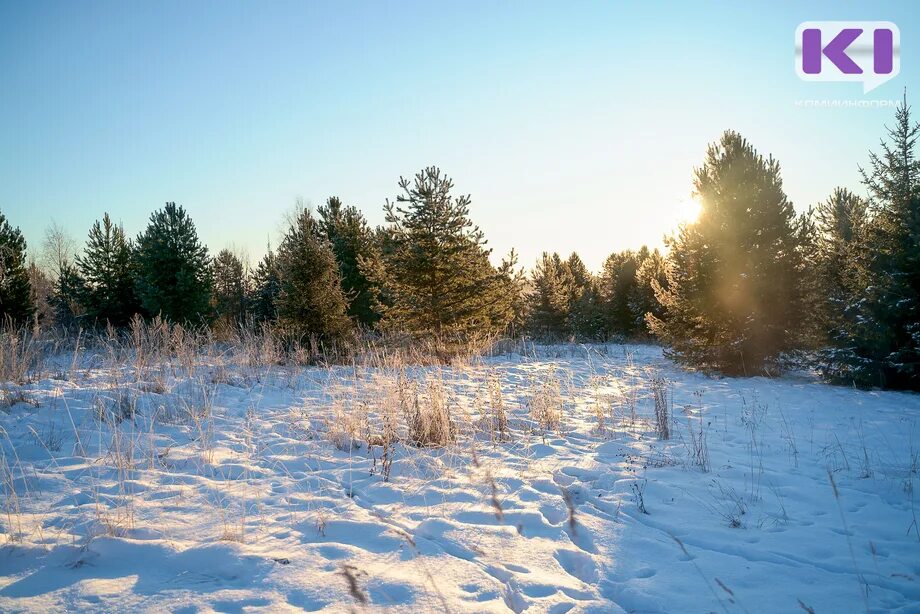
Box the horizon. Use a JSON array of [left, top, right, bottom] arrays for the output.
[[3, 1, 919, 272]]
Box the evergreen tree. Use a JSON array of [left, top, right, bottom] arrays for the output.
[[365, 167, 515, 349], [631, 248, 669, 336], [564, 253, 605, 339], [250, 248, 281, 325], [527, 252, 574, 339], [600, 248, 645, 337], [792, 207, 824, 349], [497, 248, 528, 337], [316, 197, 381, 327], [75, 213, 140, 327], [649, 131, 803, 374], [51, 262, 84, 328], [0, 211, 34, 323], [213, 249, 249, 328], [134, 202, 213, 324], [275, 209, 352, 342], [831, 95, 920, 388], [812, 189, 867, 349]]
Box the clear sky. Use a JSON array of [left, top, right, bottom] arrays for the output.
[[2, 1, 919, 272]]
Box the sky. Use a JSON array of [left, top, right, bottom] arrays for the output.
[[2, 1, 919, 272]]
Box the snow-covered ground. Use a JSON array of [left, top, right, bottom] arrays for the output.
[[1, 344, 919, 613]]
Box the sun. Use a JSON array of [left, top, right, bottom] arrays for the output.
[[675, 196, 703, 225]]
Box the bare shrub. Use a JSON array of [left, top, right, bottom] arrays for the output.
[[365, 374, 402, 480], [631, 479, 649, 515], [715, 484, 747, 528]]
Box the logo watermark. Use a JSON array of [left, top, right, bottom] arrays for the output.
[[794, 98, 899, 109], [795, 21, 900, 93]]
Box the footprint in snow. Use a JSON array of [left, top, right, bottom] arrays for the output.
[[554, 548, 599, 584]]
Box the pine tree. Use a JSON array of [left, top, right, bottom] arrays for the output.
[[564, 253, 604, 339], [833, 94, 920, 388], [275, 209, 352, 343], [316, 197, 381, 327], [600, 248, 645, 338], [75, 213, 140, 327], [52, 263, 84, 328], [250, 248, 281, 325], [527, 252, 574, 339], [365, 167, 514, 350], [632, 248, 669, 336], [497, 248, 528, 337], [134, 202, 213, 324], [213, 249, 249, 328], [791, 207, 824, 349], [649, 131, 803, 374], [0, 211, 34, 323]]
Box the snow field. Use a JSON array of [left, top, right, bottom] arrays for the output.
[[1, 344, 919, 612]]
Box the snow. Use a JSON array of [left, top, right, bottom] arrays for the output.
[[1, 344, 919, 612]]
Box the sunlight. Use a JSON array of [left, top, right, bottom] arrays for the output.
[[672, 196, 703, 226]]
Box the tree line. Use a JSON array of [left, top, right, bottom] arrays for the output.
[[1, 97, 918, 389]]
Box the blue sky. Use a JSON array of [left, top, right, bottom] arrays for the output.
[[2, 1, 919, 271]]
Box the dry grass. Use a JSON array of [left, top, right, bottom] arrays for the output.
[[652, 375, 671, 440], [4, 323, 906, 612], [528, 371, 563, 441]]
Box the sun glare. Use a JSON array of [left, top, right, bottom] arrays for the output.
[[676, 196, 703, 225]]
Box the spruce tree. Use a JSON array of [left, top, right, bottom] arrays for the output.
[[134, 202, 213, 324], [275, 209, 352, 343], [834, 95, 920, 388], [317, 197, 381, 327], [812, 189, 867, 350], [366, 167, 514, 350], [0, 211, 34, 323], [649, 131, 802, 374], [213, 249, 249, 328], [75, 213, 140, 327]]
